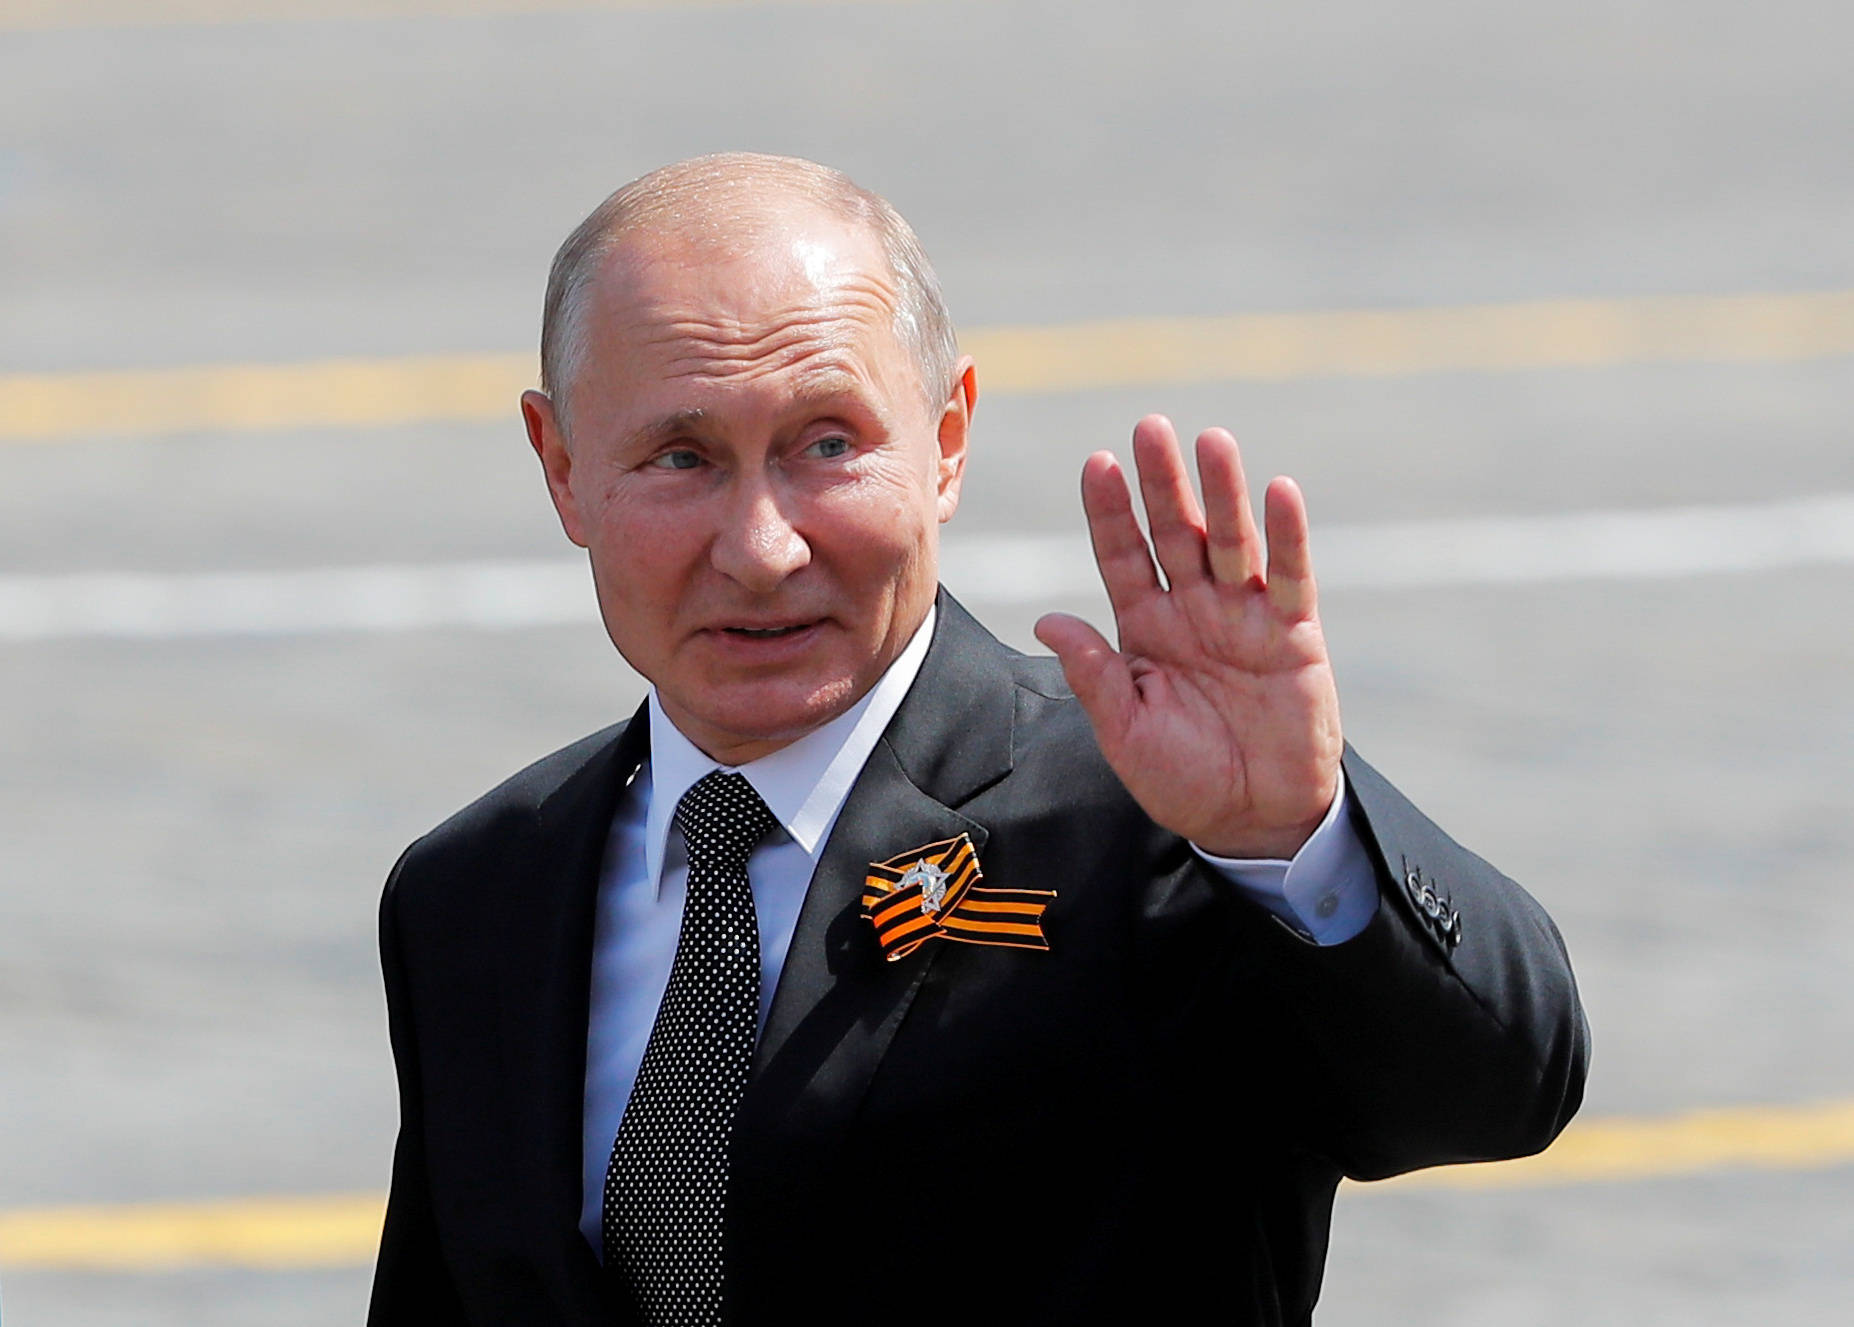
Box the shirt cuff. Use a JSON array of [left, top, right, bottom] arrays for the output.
[[1189, 767, 1380, 945]]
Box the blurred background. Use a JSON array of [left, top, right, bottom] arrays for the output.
[[2, 0, 1851, 1322]]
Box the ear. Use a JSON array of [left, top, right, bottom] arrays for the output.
[[933, 355, 977, 524], [522, 389, 590, 548]]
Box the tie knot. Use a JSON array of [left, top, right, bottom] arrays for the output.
[[673, 770, 779, 871]]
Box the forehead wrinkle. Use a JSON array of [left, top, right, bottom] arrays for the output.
[[660, 339, 862, 386], [643, 307, 901, 390], [616, 259, 899, 343], [640, 279, 896, 344]]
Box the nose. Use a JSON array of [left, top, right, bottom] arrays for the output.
[[708, 474, 811, 592]]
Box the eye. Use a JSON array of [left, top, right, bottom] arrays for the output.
[[649, 448, 703, 471], [805, 435, 852, 460]]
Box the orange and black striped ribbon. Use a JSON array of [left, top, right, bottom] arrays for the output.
[[861, 834, 1055, 962]]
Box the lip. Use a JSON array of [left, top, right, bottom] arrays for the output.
[[697, 619, 828, 661]]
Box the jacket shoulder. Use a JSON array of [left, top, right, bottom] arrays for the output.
[[1003, 646, 1073, 701], [384, 720, 630, 902], [995, 647, 1148, 815]]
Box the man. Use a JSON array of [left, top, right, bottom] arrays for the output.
[[370, 153, 1588, 1327]]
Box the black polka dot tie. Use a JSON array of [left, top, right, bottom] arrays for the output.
[[604, 771, 778, 1326]]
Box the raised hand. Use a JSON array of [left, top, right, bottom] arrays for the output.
[[1033, 415, 1343, 860]]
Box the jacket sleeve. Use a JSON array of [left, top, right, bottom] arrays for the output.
[[368, 850, 472, 1326], [1232, 747, 1591, 1181]]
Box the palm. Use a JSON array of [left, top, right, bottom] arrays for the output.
[[1034, 416, 1343, 860]]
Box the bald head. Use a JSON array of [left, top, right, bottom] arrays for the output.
[[540, 153, 957, 427]]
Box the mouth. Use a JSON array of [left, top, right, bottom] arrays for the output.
[[722, 624, 813, 639], [702, 617, 829, 653]]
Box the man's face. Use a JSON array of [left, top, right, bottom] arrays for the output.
[[524, 207, 972, 765]]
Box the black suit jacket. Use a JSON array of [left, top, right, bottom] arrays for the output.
[[370, 594, 1588, 1326]]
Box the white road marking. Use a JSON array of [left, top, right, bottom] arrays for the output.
[[0, 0, 871, 33], [2, 493, 1850, 642]]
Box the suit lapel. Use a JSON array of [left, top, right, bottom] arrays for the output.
[[495, 709, 647, 1316], [740, 592, 1016, 1137], [748, 739, 988, 1088]]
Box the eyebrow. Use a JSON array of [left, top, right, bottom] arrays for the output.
[[784, 373, 869, 413], [625, 408, 709, 451], [622, 372, 879, 451]]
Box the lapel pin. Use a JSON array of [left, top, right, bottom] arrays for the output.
[[862, 833, 1055, 962], [899, 857, 950, 913]]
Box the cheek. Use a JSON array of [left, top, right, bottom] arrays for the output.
[[814, 472, 937, 570], [834, 450, 942, 529], [807, 468, 941, 609], [587, 493, 702, 609]]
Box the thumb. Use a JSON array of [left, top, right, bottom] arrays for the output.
[[1034, 612, 1136, 747]]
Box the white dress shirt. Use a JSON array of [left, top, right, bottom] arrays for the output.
[[578, 606, 1378, 1250]]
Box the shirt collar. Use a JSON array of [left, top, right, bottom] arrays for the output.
[[642, 604, 938, 894]]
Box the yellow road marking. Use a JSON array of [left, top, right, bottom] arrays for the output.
[[0, 0, 875, 33], [0, 1192, 385, 1271], [0, 352, 533, 443], [1377, 1097, 1854, 1191], [972, 289, 1854, 393], [5, 290, 1853, 446], [1, 1100, 1850, 1270]]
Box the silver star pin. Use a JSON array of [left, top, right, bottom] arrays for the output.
[[899, 858, 950, 914]]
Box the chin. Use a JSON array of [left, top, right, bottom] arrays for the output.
[[687, 672, 865, 756]]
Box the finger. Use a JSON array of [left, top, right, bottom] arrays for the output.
[[1079, 449, 1162, 614], [1263, 476, 1318, 620], [1130, 415, 1211, 589], [1195, 427, 1263, 586], [1034, 612, 1136, 748]]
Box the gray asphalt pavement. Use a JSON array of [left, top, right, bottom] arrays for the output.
[[2, 1, 1852, 1323]]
